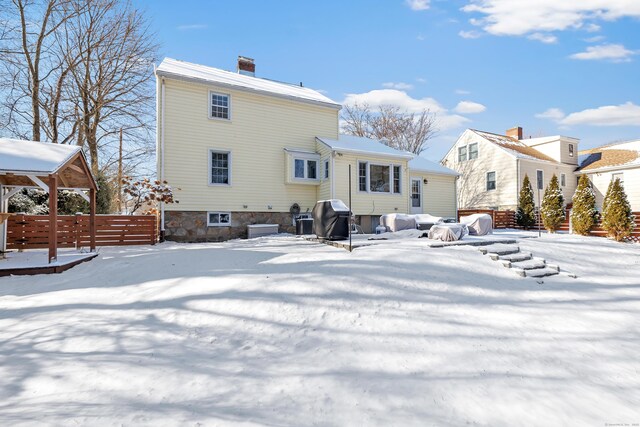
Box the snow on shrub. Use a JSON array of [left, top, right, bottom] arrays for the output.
[[571, 174, 597, 236], [540, 174, 565, 233], [601, 178, 635, 242]]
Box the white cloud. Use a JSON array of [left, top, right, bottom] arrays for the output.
[[561, 102, 640, 127], [570, 44, 637, 62], [527, 33, 557, 44], [535, 108, 566, 121], [176, 24, 208, 31], [416, 34, 425, 41], [406, 0, 430, 11], [584, 35, 605, 43], [536, 103, 640, 127], [459, 30, 481, 39], [454, 101, 486, 114], [382, 82, 414, 90], [585, 23, 601, 33], [461, 0, 640, 37], [342, 89, 470, 130], [455, 89, 471, 95]]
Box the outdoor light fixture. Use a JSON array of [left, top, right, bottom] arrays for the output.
[[423, 178, 428, 184]]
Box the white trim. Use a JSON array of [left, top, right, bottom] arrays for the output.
[[27, 175, 49, 192], [410, 177, 422, 214], [160, 78, 166, 232], [208, 149, 232, 186], [357, 161, 403, 195], [73, 189, 90, 202], [207, 211, 231, 227], [208, 90, 231, 121], [330, 152, 336, 198]]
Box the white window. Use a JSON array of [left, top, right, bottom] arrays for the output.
[[536, 170, 544, 190], [486, 171, 496, 191], [569, 143, 574, 157], [561, 173, 566, 187], [358, 161, 368, 191], [208, 212, 231, 226], [458, 146, 467, 162], [293, 158, 318, 180], [468, 143, 478, 160], [209, 150, 230, 185], [358, 161, 402, 194], [324, 160, 329, 179], [209, 92, 230, 120]]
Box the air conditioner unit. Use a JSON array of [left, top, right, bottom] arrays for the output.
[[292, 213, 311, 226]]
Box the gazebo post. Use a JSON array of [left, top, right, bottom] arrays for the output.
[[89, 187, 96, 251], [48, 174, 58, 263]]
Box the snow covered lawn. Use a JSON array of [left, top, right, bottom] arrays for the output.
[[1, 233, 639, 426]]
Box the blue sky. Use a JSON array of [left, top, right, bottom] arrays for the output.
[[138, 0, 640, 162]]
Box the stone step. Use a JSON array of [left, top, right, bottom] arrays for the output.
[[511, 259, 547, 270], [480, 244, 520, 256], [492, 251, 533, 262], [524, 267, 560, 278]]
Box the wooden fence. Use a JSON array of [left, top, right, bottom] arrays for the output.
[[458, 208, 640, 241], [6, 214, 158, 250]]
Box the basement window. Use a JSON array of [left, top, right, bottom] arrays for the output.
[[208, 212, 231, 226]]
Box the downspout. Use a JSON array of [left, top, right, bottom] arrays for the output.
[[331, 151, 336, 199], [160, 77, 166, 239], [516, 158, 520, 209]]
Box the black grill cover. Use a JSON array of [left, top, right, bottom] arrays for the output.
[[312, 199, 350, 240]]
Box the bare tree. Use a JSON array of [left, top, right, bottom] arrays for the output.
[[66, 0, 158, 174], [341, 102, 438, 155], [0, 0, 157, 177], [0, 0, 79, 141]]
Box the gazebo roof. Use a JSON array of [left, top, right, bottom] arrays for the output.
[[0, 138, 96, 190]]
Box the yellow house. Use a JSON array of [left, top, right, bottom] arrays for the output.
[[156, 57, 458, 241]]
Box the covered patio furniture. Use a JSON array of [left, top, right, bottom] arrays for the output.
[[312, 199, 350, 240], [460, 213, 493, 236], [413, 214, 443, 231], [380, 213, 417, 232], [428, 223, 468, 242]]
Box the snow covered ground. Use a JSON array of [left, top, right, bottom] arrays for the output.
[[0, 232, 639, 426]]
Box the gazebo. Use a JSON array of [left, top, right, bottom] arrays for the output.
[[0, 138, 97, 264]]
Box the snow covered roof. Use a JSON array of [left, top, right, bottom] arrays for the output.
[[316, 135, 414, 159], [0, 138, 82, 174], [470, 129, 558, 163], [156, 58, 341, 109], [408, 156, 459, 176], [579, 140, 640, 171]]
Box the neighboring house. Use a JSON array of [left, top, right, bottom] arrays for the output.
[[156, 56, 458, 241], [442, 127, 579, 210], [578, 140, 640, 211]]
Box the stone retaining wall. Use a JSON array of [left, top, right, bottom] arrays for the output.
[[164, 211, 296, 242]]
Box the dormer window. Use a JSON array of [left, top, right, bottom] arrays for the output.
[[569, 143, 574, 157], [210, 91, 230, 120]]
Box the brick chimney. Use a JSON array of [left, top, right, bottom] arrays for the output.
[[237, 56, 255, 77], [506, 126, 523, 140]]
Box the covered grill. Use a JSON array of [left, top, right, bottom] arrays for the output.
[[312, 199, 351, 240]]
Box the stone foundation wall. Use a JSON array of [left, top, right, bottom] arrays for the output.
[[164, 211, 296, 242]]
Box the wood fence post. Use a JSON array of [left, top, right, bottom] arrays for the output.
[[75, 213, 82, 249]]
